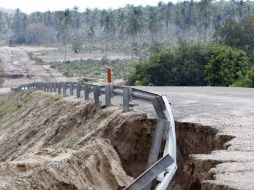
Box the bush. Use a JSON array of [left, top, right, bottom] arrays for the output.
[[232, 67, 254, 88], [129, 43, 251, 87], [129, 43, 209, 86], [205, 44, 250, 86]]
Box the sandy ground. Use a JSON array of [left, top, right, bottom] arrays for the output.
[[0, 46, 69, 94]]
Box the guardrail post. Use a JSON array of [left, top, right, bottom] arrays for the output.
[[76, 83, 81, 98], [93, 86, 100, 111], [49, 83, 53, 92], [53, 83, 57, 92], [43, 83, 46, 92], [84, 84, 90, 100], [105, 85, 111, 107], [57, 83, 61, 95], [47, 83, 50, 92], [62, 83, 67, 97], [70, 82, 74, 95], [123, 88, 130, 112]]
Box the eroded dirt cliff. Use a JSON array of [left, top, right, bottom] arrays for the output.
[[0, 91, 155, 190]]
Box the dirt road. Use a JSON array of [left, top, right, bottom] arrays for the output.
[[0, 46, 68, 94]]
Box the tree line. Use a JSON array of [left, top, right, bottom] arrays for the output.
[[0, 0, 254, 53]]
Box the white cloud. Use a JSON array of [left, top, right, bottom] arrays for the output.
[[0, 0, 180, 13]]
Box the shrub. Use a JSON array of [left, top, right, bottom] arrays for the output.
[[205, 44, 250, 86], [129, 43, 251, 87]]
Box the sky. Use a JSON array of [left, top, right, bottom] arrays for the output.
[[0, 0, 180, 14]]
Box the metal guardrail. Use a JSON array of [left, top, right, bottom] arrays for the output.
[[11, 81, 177, 190]]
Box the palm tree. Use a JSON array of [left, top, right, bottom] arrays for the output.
[[199, 0, 213, 42], [101, 10, 115, 57], [127, 6, 144, 62], [58, 9, 71, 62], [148, 7, 160, 42], [116, 9, 126, 45]]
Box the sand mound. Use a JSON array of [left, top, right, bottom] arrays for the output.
[[0, 91, 155, 189]]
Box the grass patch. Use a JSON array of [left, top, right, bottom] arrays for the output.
[[49, 58, 135, 82], [0, 92, 39, 125]]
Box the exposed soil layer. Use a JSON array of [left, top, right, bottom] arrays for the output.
[[169, 122, 235, 190], [0, 91, 156, 190]]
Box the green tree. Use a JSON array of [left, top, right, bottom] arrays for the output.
[[215, 16, 254, 53], [198, 0, 213, 42], [101, 10, 115, 57], [127, 6, 144, 61], [148, 7, 160, 42], [129, 43, 209, 86], [205, 44, 249, 86], [129, 43, 252, 87], [116, 9, 126, 44], [57, 9, 71, 61], [87, 25, 95, 40], [11, 9, 28, 44], [233, 66, 254, 87]]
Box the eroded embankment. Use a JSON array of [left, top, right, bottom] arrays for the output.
[[0, 91, 156, 190], [170, 122, 235, 190]]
